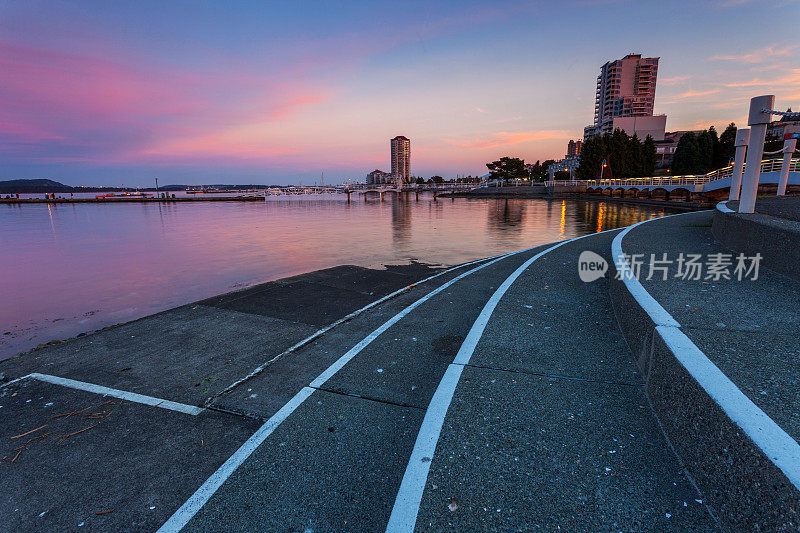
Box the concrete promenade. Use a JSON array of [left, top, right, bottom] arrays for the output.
[[2, 202, 798, 530]]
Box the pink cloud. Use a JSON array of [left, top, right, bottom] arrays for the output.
[[723, 69, 800, 87], [447, 130, 569, 150], [711, 45, 798, 64], [0, 40, 331, 164], [659, 75, 693, 86]]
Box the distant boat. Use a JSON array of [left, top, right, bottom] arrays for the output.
[[95, 191, 153, 198]]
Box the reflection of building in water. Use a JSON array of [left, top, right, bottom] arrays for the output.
[[390, 195, 411, 243], [486, 199, 526, 234]]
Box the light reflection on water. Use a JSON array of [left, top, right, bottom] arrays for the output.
[[0, 195, 674, 359]]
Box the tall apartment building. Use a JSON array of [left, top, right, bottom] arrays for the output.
[[567, 139, 582, 158], [584, 54, 662, 139], [390, 136, 411, 181]]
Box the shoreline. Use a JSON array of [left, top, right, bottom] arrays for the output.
[[0, 261, 451, 365], [3, 193, 707, 210], [1, 196, 269, 203], [440, 190, 708, 210]]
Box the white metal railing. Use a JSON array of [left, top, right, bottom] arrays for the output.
[[544, 180, 584, 187], [547, 158, 800, 188]]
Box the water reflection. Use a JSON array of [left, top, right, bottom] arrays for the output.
[[486, 199, 526, 235], [391, 196, 411, 244], [0, 197, 675, 359]]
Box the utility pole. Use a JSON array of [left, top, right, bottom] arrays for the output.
[[155, 177, 159, 199]]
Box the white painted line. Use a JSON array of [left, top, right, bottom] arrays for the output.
[[208, 254, 502, 403], [656, 326, 800, 489], [26, 373, 204, 415], [611, 213, 689, 327], [157, 242, 542, 532], [387, 229, 619, 533], [0, 374, 32, 389], [309, 253, 508, 388], [716, 200, 735, 213], [157, 387, 315, 533]]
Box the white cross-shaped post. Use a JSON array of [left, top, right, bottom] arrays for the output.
[[738, 95, 775, 214]]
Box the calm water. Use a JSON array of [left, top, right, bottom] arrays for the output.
[[0, 195, 673, 359]]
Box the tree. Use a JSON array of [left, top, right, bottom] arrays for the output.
[[641, 135, 657, 177], [629, 134, 643, 177], [539, 160, 555, 181], [415, 177, 425, 184], [486, 157, 528, 183], [671, 132, 702, 175], [717, 123, 737, 167], [609, 129, 631, 178], [429, 175, 445, 184], [695, 130, 714, 174], [553, 170, 571, 180], [576, 135, 606, 180], [525, 159, 555, 181]]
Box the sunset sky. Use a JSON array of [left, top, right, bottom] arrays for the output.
[[2, 0, 798, 186]]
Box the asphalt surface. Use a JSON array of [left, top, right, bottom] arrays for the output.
[[0, 237, 720, 531]]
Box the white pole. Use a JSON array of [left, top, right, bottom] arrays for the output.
[[777, 138, 797, 196], [728, 128, 750, 201], [738, 95, 774, 214]]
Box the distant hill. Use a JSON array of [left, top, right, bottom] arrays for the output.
[[0, 179, 73, 193]]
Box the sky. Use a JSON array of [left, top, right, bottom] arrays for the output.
[[1, 0, 798, 186]]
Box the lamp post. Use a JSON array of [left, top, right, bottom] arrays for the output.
[[728, 128, 750, 201], [739, 95, 774, 214]]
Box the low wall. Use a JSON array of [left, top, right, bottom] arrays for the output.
[[713, 202, 800, 281], [609, 215, 800, 530]]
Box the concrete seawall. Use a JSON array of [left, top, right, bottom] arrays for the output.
[[713, 199, 800, 281]]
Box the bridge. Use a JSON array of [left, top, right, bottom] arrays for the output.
[[347, 182, 478, 201], [546, 157, 800, 201]]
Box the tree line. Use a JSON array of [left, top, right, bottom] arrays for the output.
[[487, 121, 750, 183], [576, 130, 657, 180], [671, 124, 736, 175], [576, 123, 740, 179], [485, 157, 555, 183]]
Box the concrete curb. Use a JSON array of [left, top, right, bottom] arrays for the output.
[[609, 212, 800, 531], [713, 200, 800, 281]]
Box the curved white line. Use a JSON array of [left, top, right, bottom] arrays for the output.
[[386, 228, 620, 532], [158, 243, 546, 532], [613, 211, 800, 491], [715, 200, 735, 213], [610, 214, 686, 327]]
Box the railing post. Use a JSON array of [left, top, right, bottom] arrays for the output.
[[729, 128, 750, 201], [739, 95, 774, 213], [777, 139, 797, 196]]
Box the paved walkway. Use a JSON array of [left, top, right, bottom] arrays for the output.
[[622, 210, 800, 444], [1, 231, 719, 531], [752, 196, 800, 222]]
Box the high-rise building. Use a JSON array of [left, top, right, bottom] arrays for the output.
[[567, 139, 582, 158], [391, 136, 410, 181], [584, 54, 662, 139], [366, 169, 391, 185]]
